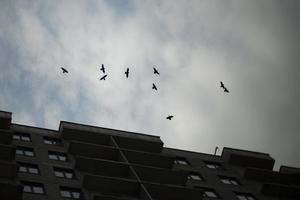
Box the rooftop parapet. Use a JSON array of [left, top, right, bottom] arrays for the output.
[[60, 121, 164, 153], [280, 165, 300, 174], [222, 147, 275, 170], [0, 111, 12, 130]]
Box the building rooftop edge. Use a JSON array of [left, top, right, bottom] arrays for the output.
[[59, 121, 161, 139], [163, 147, 221, 157], [3, 111, 298, 170], [11, 123, 58, 133], [222, 147, 272, 157], [279, 165, 300, 171], [0, 110, 12, 115]]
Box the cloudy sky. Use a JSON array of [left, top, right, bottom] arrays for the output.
[[1, 0, 300, 169]]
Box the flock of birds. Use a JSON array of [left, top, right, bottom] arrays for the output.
[[60, 65, 229, 121]]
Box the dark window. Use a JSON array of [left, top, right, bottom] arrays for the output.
[[13, 133, 31, 142], [54, 167, 75, 179], [174, 157, 189, 165], [16, 146, 35, 157], [205, 161, 222, 169], [220, 176, 239, 185], [18, 162, 39, 174], [60, 187, 82, 199], [44, 136, 62, 145], [21, 181, 45, 194], [236, 193, 256, 200], [188, 172, 203, 181], [48, 151, 68, 162]]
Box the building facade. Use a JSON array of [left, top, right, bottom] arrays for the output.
[[0, 110, 299, 200]]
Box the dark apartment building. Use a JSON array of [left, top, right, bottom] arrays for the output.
[[0, 110, 299, 200]]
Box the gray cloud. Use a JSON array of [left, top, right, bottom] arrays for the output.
[[1, 0, 300, 169]]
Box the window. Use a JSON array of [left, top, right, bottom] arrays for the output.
[[220, 176, 239, 185], [48, 151, 68, 162], [205, 161, 222, 169], [174, 157, 189, 165], [194, 187, 219, 198], [16, 146, 35, 157], [18, 162, 39, 174], [203, 189, 219, 198], [44, 136, 62, 145], [236, 193, 256, 200], [13, 133, 31, 142], [54, 167, 75, 179], [188, 172, 203, 181], [21, 181, 45, 194], [60, 187, 82, 199]]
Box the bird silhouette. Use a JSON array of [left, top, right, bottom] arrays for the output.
[[152, 83, 157, 90], [61, 67, 68, 73], [224, 87, 229, 93], [100, 74, 107, 80], [100, 64, 105, 74], [220, 81, 229, 93], [153, 67, 160, 75], [220, 81, 225, 89], [166, 115, 174, 120], [125, 68, 129, 78]]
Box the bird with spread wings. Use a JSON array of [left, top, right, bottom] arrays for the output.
[[60, 67, 68, 73], [166, 115, 174, 120], [153, 67, 160, 75], [220, 81, 229, 93], [152, 83, 157, 90], [100, 74, 107, 80], [100, 64, 105, 74], [125, 68, 129, 78]]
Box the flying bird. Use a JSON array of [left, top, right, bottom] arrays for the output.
[[220, 81, 225, 89], [153, 67, 160, 75], [166, 115, 174, 120], [61, 67, 68, 73], [152, 83, 157, 90], [100, 74, 107, 80], [220, 81, 229, 93], [224, 87, 229, 93], [100, 64, 105, 74], [125, 68, 129, 78]]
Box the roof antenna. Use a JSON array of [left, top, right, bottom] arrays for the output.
[[214, 146, 219, 155]]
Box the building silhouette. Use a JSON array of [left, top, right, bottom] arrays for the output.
[[0, 110, 299, 200]]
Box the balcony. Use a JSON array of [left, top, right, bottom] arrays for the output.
[[69, 141, 121, 162], [133, 165, 187, 186], [94, 194, 141, 200], [0, 181, 22, 200], [0, 160, 17, 179], [0, 130, 12, 144], [61, 123, 111, 145], [261, 182, 300, 198], [244, 167, 299, 185], [123, 150, 173, 169], [143, 182, 204, 200], [280, 165, 300, 174], [114, 136, 163, 153], [0, 144, 15, 161], [60, 122, 163, 153], [75, 156, 132, 179], [222, 148, 275, 170], [279, 166, 300, 185], [0, 111, 11, 130], [83, 174, 140, 198]]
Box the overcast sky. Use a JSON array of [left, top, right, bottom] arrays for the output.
[[1, 0, 300, 170]]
